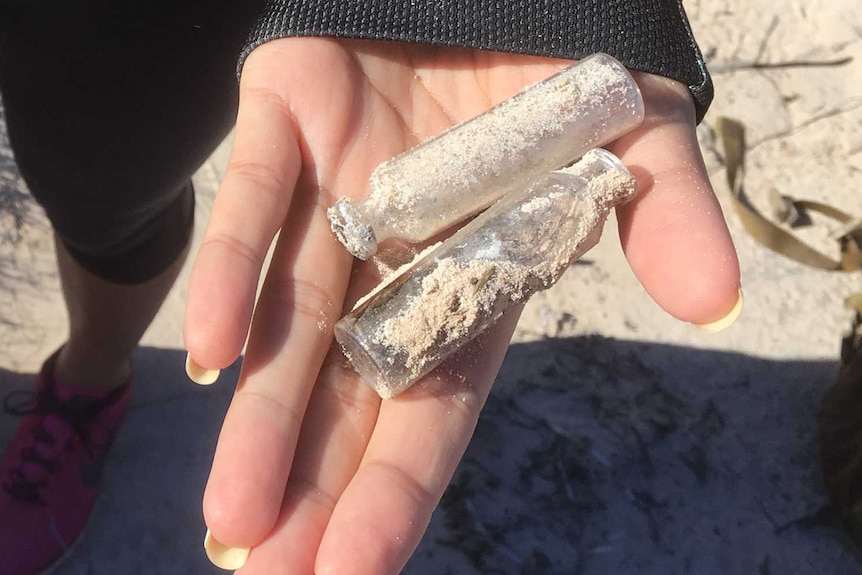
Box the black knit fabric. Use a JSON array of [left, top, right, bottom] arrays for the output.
[[240, 0, 713, 122]]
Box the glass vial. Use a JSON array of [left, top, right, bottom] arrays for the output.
[[335, 149, 637, 398], [328, 53, 644, 260]]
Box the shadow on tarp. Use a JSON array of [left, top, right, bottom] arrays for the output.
[[0, 340, 860, 575]]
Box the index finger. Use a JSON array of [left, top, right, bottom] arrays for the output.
[[184, 51, 303, 373]]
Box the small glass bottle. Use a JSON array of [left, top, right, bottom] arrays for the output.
[[328, 53, 644, 260], [334, 149, 636, 398]]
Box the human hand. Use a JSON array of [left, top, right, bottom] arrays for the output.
[[183, 37, 739, 573]]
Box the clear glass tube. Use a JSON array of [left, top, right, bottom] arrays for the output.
[[328, 53, 644, 260], [334, 149, 636, 398]]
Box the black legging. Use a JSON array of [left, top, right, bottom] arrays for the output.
[[0, 0, 265, 283], [0, 0, 711, 284]]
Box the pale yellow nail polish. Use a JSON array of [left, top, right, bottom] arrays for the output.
[[204, 529, 250, 571], [693, 289, 744, 333], [185, 353, 221, 385]]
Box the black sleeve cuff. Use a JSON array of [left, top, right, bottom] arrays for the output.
[[239, 0, 713, 123]]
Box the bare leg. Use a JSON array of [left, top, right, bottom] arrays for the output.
[[52, 237, 190, 391]]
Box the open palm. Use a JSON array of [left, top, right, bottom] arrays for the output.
[[184, 38, 739, 574]]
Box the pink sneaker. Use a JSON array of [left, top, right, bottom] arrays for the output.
[[0, 351, 132, 575]]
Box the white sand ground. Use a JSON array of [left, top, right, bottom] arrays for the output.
[[1, 0, 862, 573]]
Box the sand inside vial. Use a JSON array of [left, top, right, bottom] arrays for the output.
[[351, 242, 441, 313], [375, 165, 634, 378], [380, 259, 525, 367]]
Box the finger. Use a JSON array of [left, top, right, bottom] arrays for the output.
[[202, 185, 352, 548], [201, 35, 452, 555], [236, 348, 382, 573], [184, 50, 302, 371], [234, 256, 396, 571], [314, 311, 523, 575], [609, 74, 741, 325]]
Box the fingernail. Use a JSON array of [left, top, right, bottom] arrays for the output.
[[693, 289, 744, 333], [186, 353, 221, 385], [204, 529, 250, 570]]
